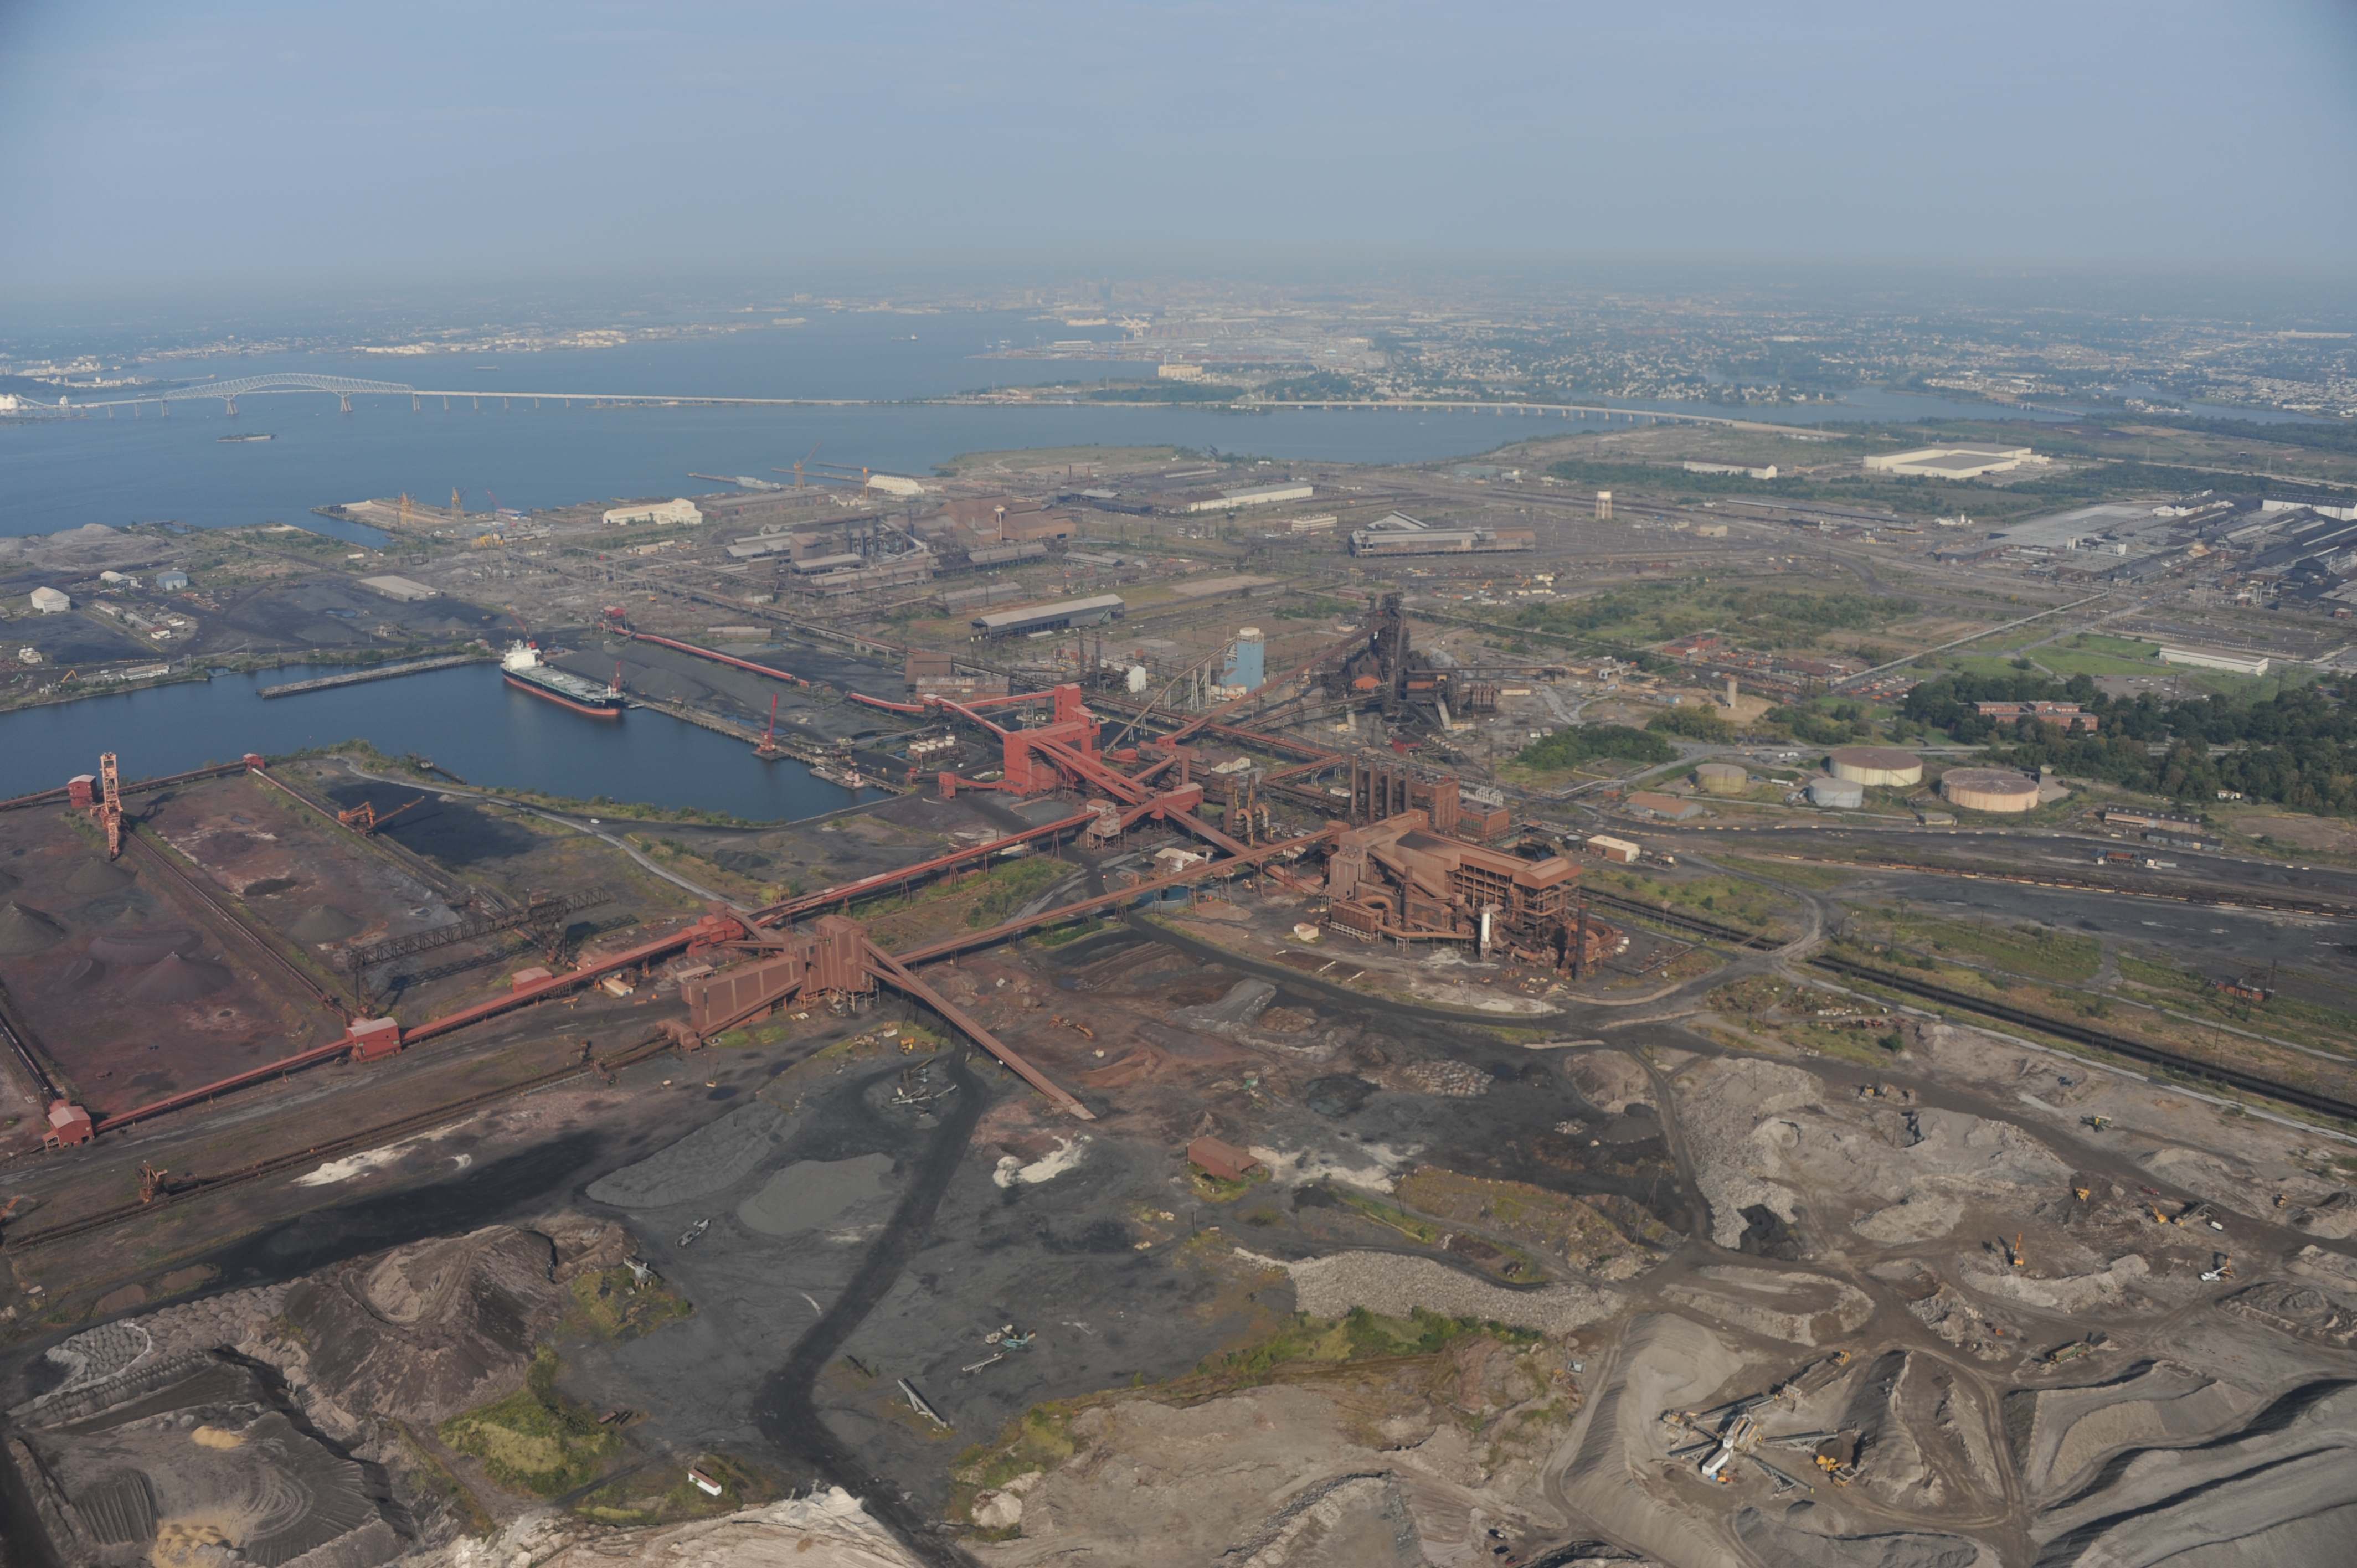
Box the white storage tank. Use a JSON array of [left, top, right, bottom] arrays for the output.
[[1807, 776, 1864, 808]]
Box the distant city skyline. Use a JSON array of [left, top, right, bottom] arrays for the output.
[[3, 1, 2355, 305]]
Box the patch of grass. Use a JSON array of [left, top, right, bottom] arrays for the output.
[[2119, 955, 2209, 994], [1706, 974, 1910, 1064], [574, 1452, 763, 1527], [1872, 910, 2102, 983], [438, 1349, 622, 1497], [1032, 915, 1105, 948], [712, 1018, 797, 1049], [1585, 866, 1794, 934], [2118, 954, 2357, 1059], [389, 1419, 496, 1538], [1711, 854, 1861, 890], [1186, 1164, 1272, 1203], [948, 1405, 1084, 1529], [964, 855, 1068, 927], [1201, 1307, 1541, 1386], [564, 1266, 694, 1343], [1332, 1187, 1440, 1244]]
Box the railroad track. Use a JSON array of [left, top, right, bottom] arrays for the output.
[[2, 1029, 670, 1252], [1583, 889, 1780, 950], [1793, 856, 2357, 922], [1808, 954, 2357, 1125], [120, 826, 356, 1018]]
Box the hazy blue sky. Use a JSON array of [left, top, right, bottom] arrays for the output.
[[4, 1, 2354, 301]]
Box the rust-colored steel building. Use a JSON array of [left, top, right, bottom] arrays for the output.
[[1188, 1136, 1262, 1182]]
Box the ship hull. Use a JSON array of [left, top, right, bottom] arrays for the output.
[[504, 672, 622, 718]]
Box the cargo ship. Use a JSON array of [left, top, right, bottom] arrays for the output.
[[216, 431, 274, 442], [500, 641, 624, 718]]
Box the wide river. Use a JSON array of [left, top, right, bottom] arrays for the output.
[[1, 307, 2217, 543], [2, 312, 2320, 812]]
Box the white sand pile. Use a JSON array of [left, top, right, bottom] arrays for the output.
[[1668, 1056, 2070, 1250], [1664, 1058, 1821, 1247], [1660, 1265, 1872, 1346], [1550, 1313, 1747, 1567], [1558, 1050, 1652, 1115], [419, 1488, 926, 1568]]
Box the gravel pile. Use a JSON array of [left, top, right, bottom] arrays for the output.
[[1171, 979, 1277, 1035], [1283, 1250, 1616, 1335], [1400, 1060, 1490, 1097], [11, 1285, 290, 1421], [0, 901, 65, 956]]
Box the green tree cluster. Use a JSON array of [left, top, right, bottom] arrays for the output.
[[1649, 705, 1736, 741], [1512, 724, 1678, 770], [1902, 673, 2357, 815]]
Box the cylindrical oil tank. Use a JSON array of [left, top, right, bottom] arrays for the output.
[[1694, 762, 1748, 795], [1828, 745, 1924, 787], [1807, 776, 1864, 808], [1940, 767, 2040, 813]]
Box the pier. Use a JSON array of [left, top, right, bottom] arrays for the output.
[[257, 653, 490, 699]]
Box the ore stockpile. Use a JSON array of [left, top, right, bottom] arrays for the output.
[[0, 585, 2353, 1568]]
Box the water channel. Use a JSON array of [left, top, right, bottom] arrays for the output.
[[0, 659, 855, 820]]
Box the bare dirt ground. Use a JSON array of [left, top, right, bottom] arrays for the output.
[[5, 822, 2356, 1567]]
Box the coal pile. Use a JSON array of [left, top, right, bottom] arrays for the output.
[[278, 1226, 568, 1427], [126, 953, 233, 1003], [47, 955, 105, 993], [63, 859, 135, 898], [284, 904, 362, 943], [88, 930, 201, 964], [0, 900, 66, 956]]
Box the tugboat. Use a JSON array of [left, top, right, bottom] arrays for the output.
[[500, 641, 624, 718]]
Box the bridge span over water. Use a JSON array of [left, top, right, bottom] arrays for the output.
[[27, 373, 1777, 431], [29, 372, 876, 416]]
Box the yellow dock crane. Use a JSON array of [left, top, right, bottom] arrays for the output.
[[771, 442, 826, 488], [338, 796, 425, 836]]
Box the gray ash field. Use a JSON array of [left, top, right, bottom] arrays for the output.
[[15, 888, 2354, 1567]]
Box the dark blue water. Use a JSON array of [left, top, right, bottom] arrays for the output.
[[0, 661, 853, 821]]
